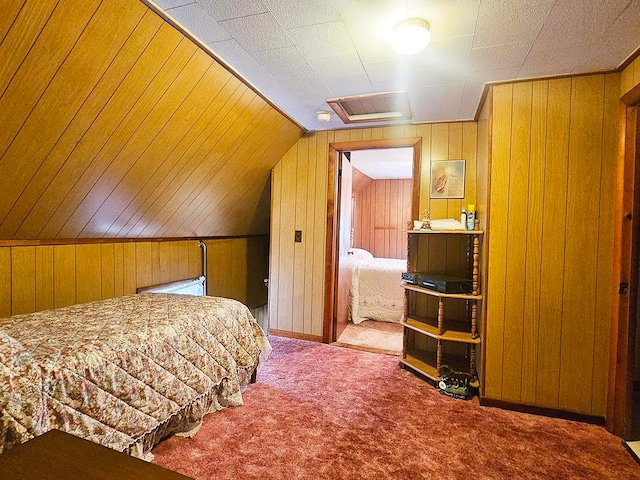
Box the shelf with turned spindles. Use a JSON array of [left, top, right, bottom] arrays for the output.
[[399, 220, 482, 390]]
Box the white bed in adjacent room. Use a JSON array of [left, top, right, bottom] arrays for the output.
[[349, 248, 407, 324]]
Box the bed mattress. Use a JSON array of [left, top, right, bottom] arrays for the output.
[[350, 251, 407, 324]]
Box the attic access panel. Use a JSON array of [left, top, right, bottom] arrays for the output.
[[327, 91, 412, 124]]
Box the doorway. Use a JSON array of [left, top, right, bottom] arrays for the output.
[[622, 103, 640, 459], [336, 147, 414, 354], [608, 86, 640, 451], [322, 138, 422, 347]]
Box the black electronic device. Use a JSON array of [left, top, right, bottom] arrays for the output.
[[417, 274, 473, 294], [401, 272, 428, 284]]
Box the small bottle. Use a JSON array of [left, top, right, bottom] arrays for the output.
[[421, 210, 431, 229], [460, 207, 467, 230], [467, 204, 475, 231]]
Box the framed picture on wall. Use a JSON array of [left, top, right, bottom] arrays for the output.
[[430, 159, 466, 199]]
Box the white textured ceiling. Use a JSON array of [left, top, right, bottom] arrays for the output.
[[351, 147, 414, 179], [152, 0, 640, 131]]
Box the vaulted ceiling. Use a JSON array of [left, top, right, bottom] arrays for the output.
[[0, 0, 303, 240]]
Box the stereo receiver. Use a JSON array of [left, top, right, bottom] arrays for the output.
[[402, 272, 473, 294], [418, 274, 472, 294]]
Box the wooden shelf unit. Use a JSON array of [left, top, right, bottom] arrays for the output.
[[405, 229, 484, 235], [401, 348, 480, 389], [402, 282, 483, 300], [403, 315, 481, 344], [400, 228, 483, 388]]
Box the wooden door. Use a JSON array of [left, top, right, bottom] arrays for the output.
[[609, 100, 640, 438], [334, 153, 353, 341]]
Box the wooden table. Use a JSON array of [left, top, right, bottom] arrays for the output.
[[0, 430, 193, 480]]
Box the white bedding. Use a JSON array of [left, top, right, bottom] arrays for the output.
[[349, 249, 407, 324]]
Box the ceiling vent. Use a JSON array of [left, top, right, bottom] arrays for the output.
[[327, 91, 412, 124]]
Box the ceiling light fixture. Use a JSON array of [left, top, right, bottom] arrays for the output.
[[317, 111, 331, 123], [391, 18, 431, 55]]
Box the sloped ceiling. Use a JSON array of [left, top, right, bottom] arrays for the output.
[[0, 0, 303, 240], [154, 0, 640, 131]]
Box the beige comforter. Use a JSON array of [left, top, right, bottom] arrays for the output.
[[350, 256, 407, 324], [0, 294, 271, 459]]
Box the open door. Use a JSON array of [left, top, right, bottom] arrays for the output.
[[609, 91, 640, 443], [323, 138, 422, 344], [334, 153, 353, 341]]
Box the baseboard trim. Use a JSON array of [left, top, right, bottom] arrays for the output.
[[332, 341, 401, 357], [479, 397, 605, 426], [268, 329, 323, 343]]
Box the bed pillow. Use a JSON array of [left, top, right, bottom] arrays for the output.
[[350, 248, 374, 262]]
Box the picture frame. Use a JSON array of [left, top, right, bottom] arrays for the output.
[[430, 159, 466, 199]]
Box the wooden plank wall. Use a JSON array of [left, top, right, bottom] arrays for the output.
[[270, 133, 330, 339], [0, 237, 268, 317], [621, 55, 640, 97], [484, 74, 619, 417], [352, 175, 412, 260], [351, 167, 372, 193], [205, 236, 269, 309], [0, 0, 302, 240], [270, 124, 478, 338]]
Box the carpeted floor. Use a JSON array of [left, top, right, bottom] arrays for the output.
[[334, 320, 403, 355], [152, 336, 640, 480]]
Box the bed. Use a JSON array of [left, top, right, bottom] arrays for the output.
[[0, 286, 271, 460], [349, 248, 407, 324]]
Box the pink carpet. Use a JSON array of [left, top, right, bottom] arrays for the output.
[[152, 336, 640, 479]]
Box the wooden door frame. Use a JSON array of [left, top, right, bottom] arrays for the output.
[[608, 84, 640, 437], [323, 137, 422, 343]]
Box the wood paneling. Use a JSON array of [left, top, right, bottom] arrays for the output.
[[351, 167, 372, 193], [76, 244, 102, 304], [501, 81, 531, 402], [53, 245, 76, 309], [621, 55, 640, 97], [594, 74, 619, 417], [484, 74, 619, 417], [536, 79, 570, 408], [11, 247, 36, 315], [352, 176, 412, 259], [270, 132, 330, 336], [560, 76, 605, 414], [0, 0, 302, 241], [100, 244, 116, 300], [0, 249, 11, 318], [413, 123, 479, 220], [270, 123, 478, 337], [35, 246, 54, 312], [205, 236, 269, 309], [0, 236, 267, 317]]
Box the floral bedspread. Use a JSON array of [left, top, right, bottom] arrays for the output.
[[0, 294, 271, 459]]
